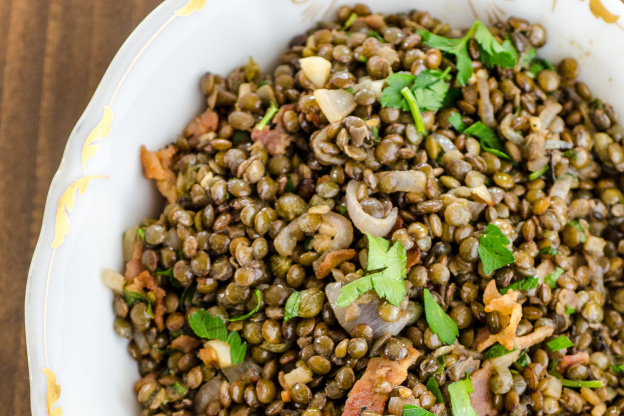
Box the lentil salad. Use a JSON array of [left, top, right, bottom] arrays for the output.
[[102, 4, 624, 416]]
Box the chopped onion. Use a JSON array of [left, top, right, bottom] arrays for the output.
[[204, 340, 232, 368], [432, 133, 457, 152], [102, 268, 125, 294], [325, 282, 411, 338], [485, 349, 521, 371], [312, 212, 354, 273], [346, 180, 397, 236], [448, 356, 481, 382], [544, 138, 573, 150], [238, 82, 252, 99], [274, 216, 305, 256], [314, 89, 357, 123], [477, 70, 495, 128], [472, 185, 494, 207], [284, 366, 313, 388], [192, 375, 223, 413], [375, 170, 426, 193], [549, 175, 572, 199], [500, 113, 524, 145], [299, 57, 331, 89], [221, 359, 263, 383], [538, 102, 563, 130]]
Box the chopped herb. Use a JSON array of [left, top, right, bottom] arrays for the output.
[[521, 46, 537, 68], [563, 149, 579, 160], [478, 224, 515, 274], [343, 12, 357, 30], [426, 377, 444, 403], [137, 227, 146, 241], [474, 22, 517, 68], [544, 267, 564, 290], [284, 291, 301, 322], [227, 331, 247, 364], [566, 305, 575, 315], [401, 87, 425, 133], [423, 288, 459, 345], [500, 276, 538, 295], [228, 290, 261, 321], [485, 344, 518, 359], [188, 309, 227, 341], [367, 30, 386, 43], [568, 220, 587, 243], [156, 267, 173, 278], [177, 247, 184, 260], [380, 69, 452, 133], [610, 364, 624, 374], [516, 351, 529, 367], [345, 87, 354, 94], [528, 57, 556, 77], [358, 56, 367, 62], [338, 234, 407, 307], [123, 288, 149, 307], [448, 112, 466, 132], [529, 165, 550, 181], [338, 205, 347, 215], [371, 125, 379, 142], [547, 335, 574, 352], [257, 80, 268, 88], [463, 122, 509, 159], [304, 237, 313, 251], [256, 101, 279, 131], [539, 247, 558, 256], [171, 382, 187, 395], [448, 377, 478, 416], [169, 329, 185, 338], [285, 174, 296, 192], [550, 370, 603, 388], [179, 284, 195, 312], [403, 404, 436, 416]]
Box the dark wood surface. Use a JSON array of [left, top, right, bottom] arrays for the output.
[[0, 1, 162, 414]]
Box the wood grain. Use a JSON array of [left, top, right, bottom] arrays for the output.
[[0, 0, 161, 414]]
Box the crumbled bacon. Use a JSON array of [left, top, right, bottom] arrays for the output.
[[316, 249, 356, 279], [558, 351, 590, 373], [251, 104, 296, 155], [140, 145, 179, 203], [342, 347, 419, 416], [184, 107, 219, 138], [126, 271, 166, 332], [470, 368, 498, 416], [477, 280, 522, 351]]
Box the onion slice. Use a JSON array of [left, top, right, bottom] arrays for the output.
[[346, 180, 397, 237], [299, 57, 331, 89], [549, 175, 572, 199], [314, 89, 357, 123]]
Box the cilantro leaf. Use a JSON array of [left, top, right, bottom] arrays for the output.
[[547, 335, 574, 352], [539, 247, 558, 256], [137, 227, 146, 241], [188, 310, 228, 341], [410, 68, 451, 112], [521, 46, 537, 68], [474, 22, 517, 68], [426, 377, 444, 404], [478, 224, 515, 274], [448, 112, 466, 132], [448, 378, 478, 416], [284, 291, 301, 322], [123, 288, 149, 307], [171, 382, 187, 395], [371, 125, 379, 142], [403, 404, 436, 416], [566, 305, 575, 315], [499, 276, 538, 295], [485, 344, 518, 359], [418, 28, 476, 86], [228, 290, 261, 321], [568, 220, 587, 243], [516, 351, 529, 367], [256, 102, 278, 131], [545, 267, 564, 290], [423, 289, 459, 345], [337, 276, 373, 307], [339, 234, 407, 307], [227, 331, 247, 364], [611, 364, 624, 374], [464, 122, 509, 159], [367, 30, 386, 43], [529, 165, 550, 181], [380, 73, 415, 110]]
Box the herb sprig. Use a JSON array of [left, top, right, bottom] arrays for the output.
[[337, 233, 407, 307], [423, 288, 459, 345], [189, 309, 247, 364], [478, 224, 515, 274]]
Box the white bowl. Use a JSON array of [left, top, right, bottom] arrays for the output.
[[26, 0, 624, 414]]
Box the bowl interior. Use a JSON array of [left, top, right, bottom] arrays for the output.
[[26, 0, 624, 414]]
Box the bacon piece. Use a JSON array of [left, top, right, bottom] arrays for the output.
[[124, 239, 145, 279], [126, 271, 166, 332], [514, 326, 554, 350], [140, 146, 169, 180], [342, 347, 419, 416], [469, 368, 498, 416], [170, 335, 200, 353], [184, 107, 219, 137], [140, 145, 179, 203], [477, 280, 522, 351], [558, 351, 590, 374], [316, 249, 356, 279], [251, 104, 296, 155]]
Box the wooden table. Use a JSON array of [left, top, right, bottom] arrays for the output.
[[0, 0, 161, 413]]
